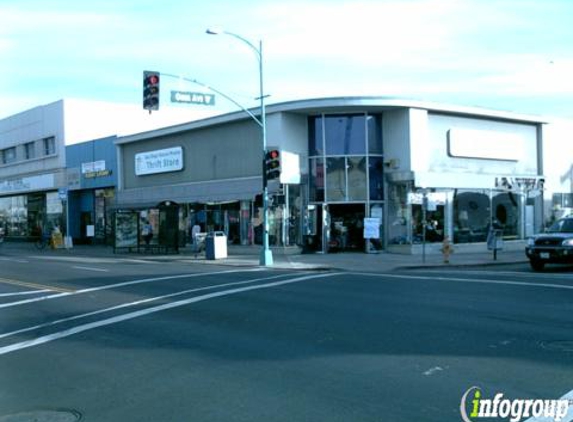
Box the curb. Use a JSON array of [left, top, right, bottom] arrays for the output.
[[394, 259, 530, 271]]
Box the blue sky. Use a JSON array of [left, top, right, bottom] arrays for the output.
[[1, 0, 572, 119]]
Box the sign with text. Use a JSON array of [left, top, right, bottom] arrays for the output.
[[170, 91, 215, 106], [363, 217, 381, 239], [0, 174, 55, 195], [81, 160, 106, 174], [135, 146, 184, 176]]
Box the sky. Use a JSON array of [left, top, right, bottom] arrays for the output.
[[1, 0, 573, 120]]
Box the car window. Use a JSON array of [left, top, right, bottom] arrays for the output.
[[548, 219, 573, 233]]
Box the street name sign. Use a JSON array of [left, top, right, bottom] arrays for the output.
[[170, 91, 215, 106]]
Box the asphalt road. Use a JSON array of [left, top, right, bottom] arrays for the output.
[[0, 254, 573, 422]]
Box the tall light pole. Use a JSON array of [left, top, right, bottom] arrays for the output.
[[206, 28, 273, 266]]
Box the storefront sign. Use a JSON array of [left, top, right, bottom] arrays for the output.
[[363, 217, 381, 239], [47, 192, 63, 214], [495, 176, 544, 192], [81, 160, 106, 174], [135, 147, 184, 176], [0, 174, 55, 195], [85, 170, 112, 179], [448, 128, 524, 161], [67, 167, 81, 190]]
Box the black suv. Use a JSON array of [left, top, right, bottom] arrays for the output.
[[526, 217, 573, 271]]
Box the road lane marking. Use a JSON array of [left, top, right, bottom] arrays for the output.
[[72, 266, 109, 272], [29, 256, 122, 264], [0, 257, 29, 263], [352, 272, 573, 291], [0, 268, 261, 310], [0, 272, 312, 340], [0, 278, 74, 294], [0, 290, 50, 297], [0, 272, 340, 355]]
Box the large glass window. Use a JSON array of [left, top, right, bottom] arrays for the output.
[[453, 190, 491, 243], [308, 116, 324, 156], [309, 158, 325, 202], [0, 195, 28, 237], [369, 157, 384, 201], [367, 115, 382, 154], [326, 157, 346, 201], [347, 157, 367, 201], [387, 182, 411, 245], [492, 191, 520, 239], [308, 113, 383, 204], [324, 115, 366, 155]]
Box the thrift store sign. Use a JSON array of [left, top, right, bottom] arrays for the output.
[[135, 147, 184, 176]]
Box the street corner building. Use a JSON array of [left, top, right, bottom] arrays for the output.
[[1, 96, 571, 254], [112, 97, 571, 255]]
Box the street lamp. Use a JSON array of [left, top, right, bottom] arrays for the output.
[[206, 28, 273, 266]]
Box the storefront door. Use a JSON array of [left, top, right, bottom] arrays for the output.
[[327, 204, 366, 252]]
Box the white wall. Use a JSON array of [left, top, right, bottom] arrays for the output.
[[542, 118, 573, 194], [0, 101, 66, 180], [416, 113, 539, 188], [266, 112, 308, 174], [382, 109, 412, 172]]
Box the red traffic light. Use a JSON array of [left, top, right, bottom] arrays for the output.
[[143, 70, 160, 111], [146, 74, 159, 85]]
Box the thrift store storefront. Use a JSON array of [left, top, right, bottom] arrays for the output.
[[114, 98, 546, 254], [114, 115, 305, 250]]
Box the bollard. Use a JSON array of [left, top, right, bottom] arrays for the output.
[[441, 236, 454, 264]]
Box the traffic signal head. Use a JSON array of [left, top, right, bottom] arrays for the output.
[[265, 149, 281, 180], [143, 71, 160, 111]]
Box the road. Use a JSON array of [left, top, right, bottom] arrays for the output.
[[0, 253, 572, 421]]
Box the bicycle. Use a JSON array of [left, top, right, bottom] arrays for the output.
[[35, 234, 51, 250]]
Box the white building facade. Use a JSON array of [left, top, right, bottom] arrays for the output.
[[115, 97, 554, 254]]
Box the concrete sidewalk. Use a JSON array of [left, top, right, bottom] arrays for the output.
[[0, 241, 529, 272]]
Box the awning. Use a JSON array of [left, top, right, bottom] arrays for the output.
[[115, 177, 262, 208]]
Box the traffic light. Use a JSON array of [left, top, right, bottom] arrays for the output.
[[265, 149, 281, 180], [143, 71, 160, 111]]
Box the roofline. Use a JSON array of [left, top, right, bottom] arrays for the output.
[[116, 96, 548, 145]]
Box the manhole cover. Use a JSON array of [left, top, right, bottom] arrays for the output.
[[0, 410, 81, 422], [539, 340, 573, 352]]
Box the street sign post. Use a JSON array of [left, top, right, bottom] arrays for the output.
[[170, 91, 215, 106]]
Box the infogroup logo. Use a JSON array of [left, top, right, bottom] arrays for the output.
[[460, 386, 570, 422]]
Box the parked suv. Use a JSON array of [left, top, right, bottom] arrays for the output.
[[526, 217, 573, 271]]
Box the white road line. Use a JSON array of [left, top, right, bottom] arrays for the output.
[[0, 272, 340, 356], [117, 258, 156, 264], [0, 290, 50, 298], [0, 273, 310, 340], [72, 266, 109, 272], [352, 272, 573, 291], [0, 268, 261, 310], [29, 256, 122, 264], [0, 257, 29, 263]]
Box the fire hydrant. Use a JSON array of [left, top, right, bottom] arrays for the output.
[[441, 236, 454, 263]]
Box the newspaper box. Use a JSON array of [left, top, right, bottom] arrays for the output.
[[205, 231, 227, 260]]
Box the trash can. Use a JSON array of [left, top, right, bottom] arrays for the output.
[[205, 231, 227, 260]]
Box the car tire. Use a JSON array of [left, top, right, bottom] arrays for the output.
[[530, 259, 545, 271]]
